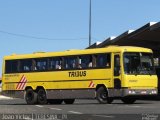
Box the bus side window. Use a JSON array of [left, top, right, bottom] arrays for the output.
[[70, 57, 77, 69], [78, 57, 82, 69], [33, 58, 48, 71], [92, 55, 97, 67], [96, 53, 111, 68], [5, 60, 19, 73], [5, 61, 12, 73], [49, 57, 61, 70], [63, 57, 69, 69], [32, 60, 37, 71], [55, 58, 62, 69], [88, 56, 93, 67], [79, 55, 93, 69], [64, 56, 77, 69], [49, 58, 56, 70], [20, 59, 32, 72]]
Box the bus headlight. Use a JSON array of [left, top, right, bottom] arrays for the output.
[[128, 90, 136, 94], [151, 90, 157, 94]]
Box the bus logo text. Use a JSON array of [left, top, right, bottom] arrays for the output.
[[69, 71, 86, 77]]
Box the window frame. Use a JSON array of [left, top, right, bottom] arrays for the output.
[[4, 52, 111, 74], [5, 60, 19, 73], [96, 53, 111, 68]]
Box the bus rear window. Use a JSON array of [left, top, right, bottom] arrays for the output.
[[5, 60, 19, 73]]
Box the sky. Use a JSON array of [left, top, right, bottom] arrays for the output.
[[0, 0, 160, 74]]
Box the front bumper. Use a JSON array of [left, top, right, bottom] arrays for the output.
[[108, 88, 158, 97], [124, 89, 157, 96]]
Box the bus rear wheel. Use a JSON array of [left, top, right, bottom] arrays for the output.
[[37, 89, 47, 104], [48, 99, 63, 104], [121, 97, 136, 104], [64, 99, 75, 104], [25, 88, 37, 105], [96, 87, 113, 104]]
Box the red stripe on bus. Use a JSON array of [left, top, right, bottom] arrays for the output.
[[16, 75, 24, 89], [20, 79, 27, 90], [17, 77, 26, 90], [88, 81, 93, 87]]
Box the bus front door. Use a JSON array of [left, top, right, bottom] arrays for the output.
[[113, 53, 122, 93]]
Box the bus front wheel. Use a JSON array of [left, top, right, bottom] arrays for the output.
[[96, 87, 113, 104], [121, 97, 136, 104], [37, 89, 47, 104], [25, 88, 37, 105]]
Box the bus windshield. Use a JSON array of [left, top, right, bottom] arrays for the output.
[[124, 52, 155, 75]]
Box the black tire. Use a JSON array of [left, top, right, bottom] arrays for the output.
[[121, 97, 136, 104], [48, 99, 63, 104], [37, 89, 47, 104], [25, 88, 37, 105], [64, 99, 75, 104], [96, 87, 113, 104]]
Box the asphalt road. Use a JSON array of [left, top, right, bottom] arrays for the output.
[[0, 96, 160, 120]]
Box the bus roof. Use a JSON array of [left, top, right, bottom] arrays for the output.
[[4, 46, 152, 60]]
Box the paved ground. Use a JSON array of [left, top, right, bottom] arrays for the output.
[[0, 96, 160, 120]]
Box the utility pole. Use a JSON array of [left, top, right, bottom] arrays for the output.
[[89, 0, 92, 47]]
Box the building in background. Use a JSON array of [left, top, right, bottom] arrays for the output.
[[87, 22, 160, 58]]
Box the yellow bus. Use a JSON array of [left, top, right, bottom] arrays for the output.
[[2, 46, 158, 104]]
